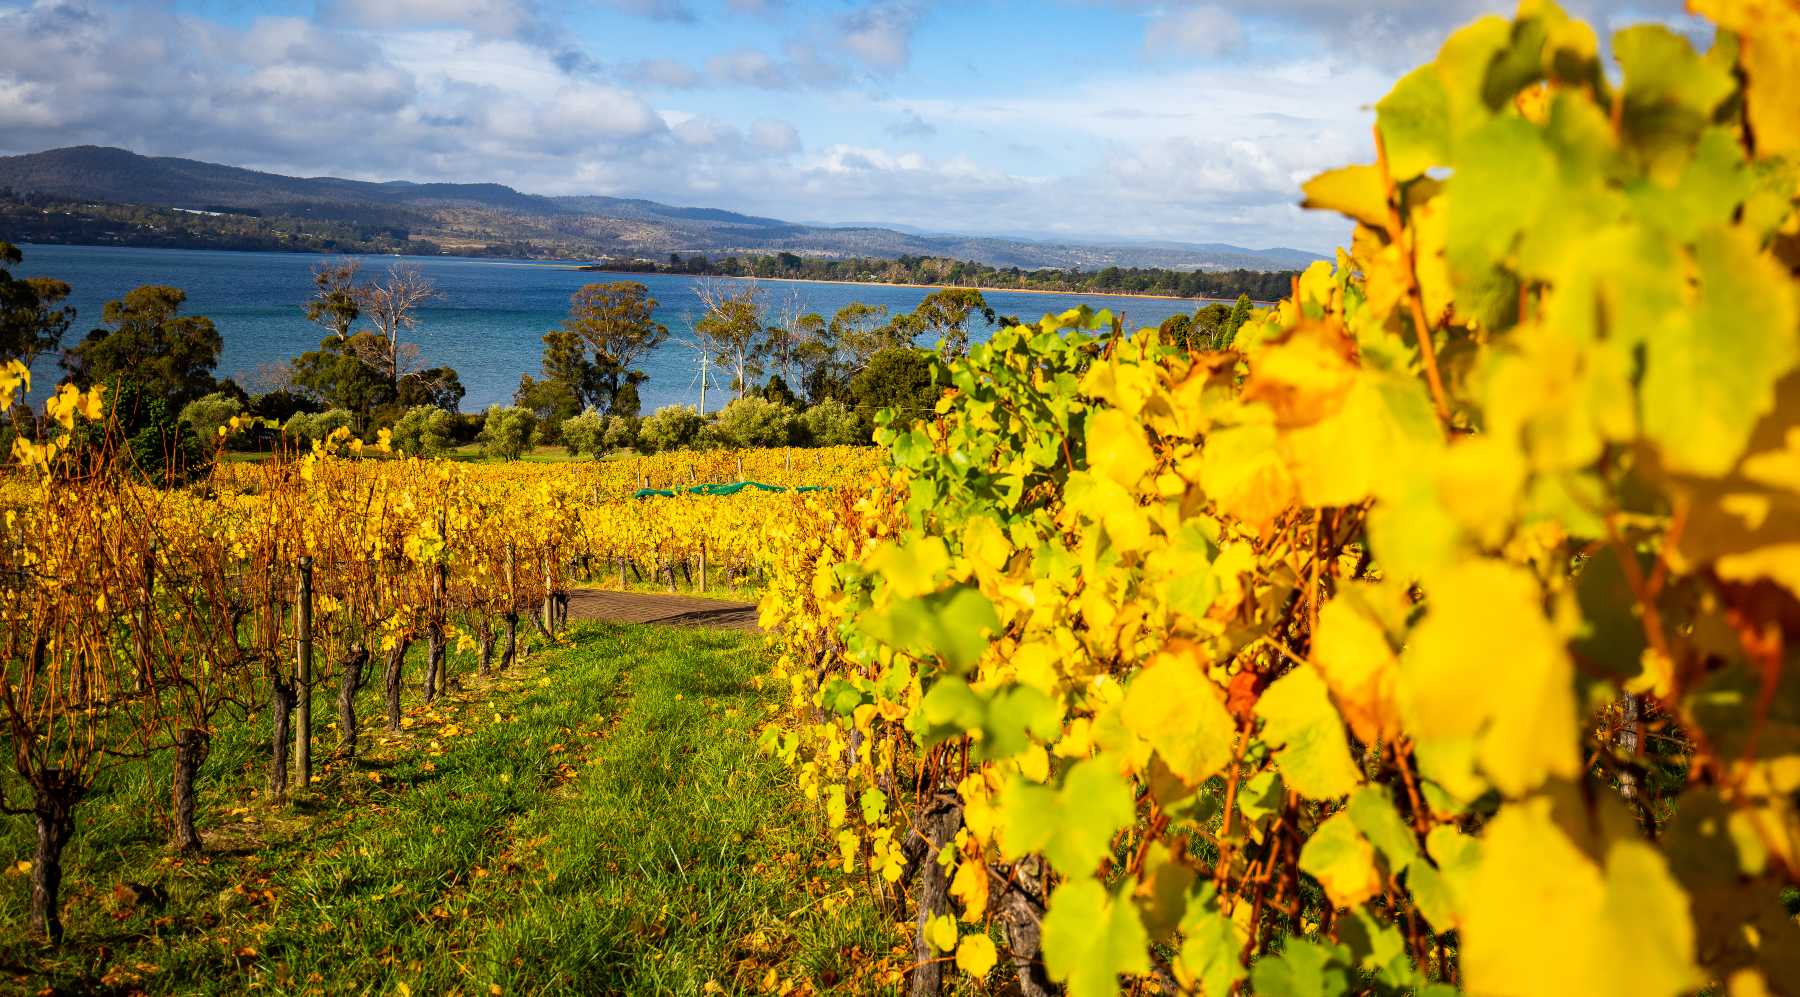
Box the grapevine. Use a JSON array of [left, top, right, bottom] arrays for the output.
[[758, 2, 1800, 994]]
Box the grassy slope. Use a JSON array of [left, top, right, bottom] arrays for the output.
[[0, 625, 901, 995]]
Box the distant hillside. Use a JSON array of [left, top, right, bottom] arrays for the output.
[[0, 146, 1324, 271]]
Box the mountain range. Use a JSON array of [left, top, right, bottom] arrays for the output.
[[0, 146, 1323, 272]]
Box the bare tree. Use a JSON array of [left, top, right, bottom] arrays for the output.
[[348, 264, 439, 389], [762, 286, 811, 388], [692, 277, 768, 400]]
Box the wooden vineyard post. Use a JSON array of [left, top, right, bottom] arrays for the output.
[[296, 556, 314, 789], [503, 542, 518, 668], [698, 541, 707, 594], [425, 565, 445, 702], [736, 456, 744, 482], [137, 540, 157, 693], [541, 551, 555, 635], [785, 446, 792, 484]]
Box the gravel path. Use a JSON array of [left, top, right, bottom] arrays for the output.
[[564, 588, 761, 632]]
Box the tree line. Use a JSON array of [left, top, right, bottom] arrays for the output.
[[1, 242, 1262, 468], [606, 251, 1299, 301]]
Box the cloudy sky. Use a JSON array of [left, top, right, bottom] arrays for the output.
[[0, 0, 1702, 253]]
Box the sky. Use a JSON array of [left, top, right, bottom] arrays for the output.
[[0, 0, 1706, 254]]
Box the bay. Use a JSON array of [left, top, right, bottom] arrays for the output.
[[14, 243, 1211, 413]]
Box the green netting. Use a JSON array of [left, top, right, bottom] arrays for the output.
[[631, 481, 830, 499]]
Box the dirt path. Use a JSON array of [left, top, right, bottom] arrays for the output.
[[565, 588, 761, 632]]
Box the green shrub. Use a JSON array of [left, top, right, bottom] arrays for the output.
[[561, 408, 606, 458], [638, 404, 704, 453], [798, 398, 865, 447], [178, 391, 242, 447], [390, 405, 455, 458], [712, 396, 797, 448], [602, 414, 640, 453], [284, 409, 354, 445], [477, 404, 538, 461]]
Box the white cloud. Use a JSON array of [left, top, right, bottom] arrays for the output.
[[706, 48, 795, 89], [323, 0, 539, 35], [625, 57, 702, 88], [625, 40, 847, 91], [1144, 4, 1242, 58], [838, 2, 926, 73], [749, 119, 801, 154]]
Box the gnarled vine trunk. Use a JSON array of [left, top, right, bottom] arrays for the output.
[[30, 769, 84, 945], [384, 638, 410, 731], [909, 788, 964, 997], [478, 619, 494, 678], [337, 645, 369, 762], [171, 727, 211, 852], [424, 622, 444, 703], [269, 670, 296, 804], [996, 854, 1054, 997]]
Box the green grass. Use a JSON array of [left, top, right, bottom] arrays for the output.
[[0, 625, 900, 995]]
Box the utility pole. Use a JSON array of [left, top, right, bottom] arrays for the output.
[[698, 354, 710, 416]]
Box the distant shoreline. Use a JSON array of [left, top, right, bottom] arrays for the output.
[[570, 265, 1278, 307], [14, 241, 1279, 308]]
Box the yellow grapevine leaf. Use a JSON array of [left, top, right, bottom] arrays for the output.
[[1671, 372, 1800, 601], [864, 536, 951, 598], [1692, 0, 1800, 157], [1174, 902, 1246, 997], [1086, 408, 1156, 488], [1241, 320, 1358, 429], [1297, 811, 1383, 909], [1199, 421, 1294, 537], [1280, 367, 1441, 509], [955, 934, 997, 977], [1461, 796, 1701, 997], [1120, 641, 1236, 786], [1641, 225, 1799, 477], [925, 912, 958, 953], [1301, 165, 1389, 228], [1253, 664, 1361, 800], [951, 851, 990, 920], [1311, 585, 1404, 744], [1399, 560, 1579, 797]]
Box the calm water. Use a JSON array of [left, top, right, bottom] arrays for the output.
[[15, 244, 1210, 412]]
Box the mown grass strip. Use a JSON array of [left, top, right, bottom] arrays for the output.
[[1, 623, 900, 995]]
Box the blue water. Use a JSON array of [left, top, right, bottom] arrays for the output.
[[13, 244, 1212, 412]]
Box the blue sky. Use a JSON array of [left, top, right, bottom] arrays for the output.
[[0, 0, 1703, 252]]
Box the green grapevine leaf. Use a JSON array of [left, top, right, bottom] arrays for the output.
[[1041, 878, 1149, 997], [1253, 664, 1361, 800], [1248, 939, 1353, 997], [1000, 757, 1133, 877], [1347, 785, 1419, 872]]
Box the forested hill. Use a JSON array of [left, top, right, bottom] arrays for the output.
[[0, 145, 1324, 272]]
